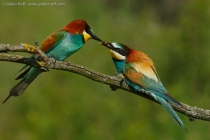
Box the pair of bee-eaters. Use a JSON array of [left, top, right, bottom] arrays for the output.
[[3, 19, 186, 130]]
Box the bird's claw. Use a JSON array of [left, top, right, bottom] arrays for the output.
[[35, 54, 45, 67], [115, 73, 125, 84], [109, 72, 125, 91], [35, 58, 45, 67], [34, 51, 52, 72], [22, 43, 50, 71]]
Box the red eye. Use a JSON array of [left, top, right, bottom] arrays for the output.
[[116, 48, 122, 52], [116, 48, 123, 53], [114, 48, 127, 56]]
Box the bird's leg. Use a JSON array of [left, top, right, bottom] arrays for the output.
[[22, 43, 48, 71], [34, 50, 49, 71], [32, 42, 51, 71], [116, 73, 125, 85], [110, 71, 125, 91], [34, 42, 45, 67]]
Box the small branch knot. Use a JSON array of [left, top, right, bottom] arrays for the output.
[[189, 116, 195, 121]]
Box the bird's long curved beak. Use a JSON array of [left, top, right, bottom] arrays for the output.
[[91, 34, 102, 42], [100, 41, 114, 49], [100, 41, 128, 56]]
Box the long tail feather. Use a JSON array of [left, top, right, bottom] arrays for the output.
[[15, 67, 31, 80], [157, 97, 187, 131], [146, 89, 182, 106], [3, 68, 41, 103], [3, 78, 31, 103]]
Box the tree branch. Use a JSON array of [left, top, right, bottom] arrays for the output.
[[1, 43, 210, 122]]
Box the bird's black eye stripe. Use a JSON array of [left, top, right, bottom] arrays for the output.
[[114, 48, 128, 56], [85, 26, 92, 35], [85, 26, 89, 32], [115, 48, 122, 52]]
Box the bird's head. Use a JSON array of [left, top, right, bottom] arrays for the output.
[[63, 19, 102, 43], [101, 41, 129, 60]]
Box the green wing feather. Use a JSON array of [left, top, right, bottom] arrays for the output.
[[123, 62, 181, 105], [16, 30, 68, 79]]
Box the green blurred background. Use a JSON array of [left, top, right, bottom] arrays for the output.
[[1, 0, 210, 139]]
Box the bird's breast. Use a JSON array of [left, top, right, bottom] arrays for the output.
[[47, 33, 84, 61]]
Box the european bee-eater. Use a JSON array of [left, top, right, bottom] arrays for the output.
[[102, 42, 186, 131], [3, 19, 102, 103]]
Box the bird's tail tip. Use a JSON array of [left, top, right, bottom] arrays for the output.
[[175, 118, 187, 131], [183, 126, 188, 132], [2, 94, 12, 104], [158, 97, 187, 131]]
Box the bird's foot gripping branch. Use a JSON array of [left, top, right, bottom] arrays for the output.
[[110, 73, 125, 91], [0, 43, 52, 71], [23, 43, 52, 71]]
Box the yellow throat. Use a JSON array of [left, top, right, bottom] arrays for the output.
[[109, 49, 125, 60]]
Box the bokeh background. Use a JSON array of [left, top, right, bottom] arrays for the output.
[[1, 0, 210, 139]]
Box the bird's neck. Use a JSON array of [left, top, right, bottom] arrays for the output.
[[112, 58, 126, 73]]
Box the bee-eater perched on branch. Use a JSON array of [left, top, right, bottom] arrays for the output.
[[3, 19, 102, 103], [101, 41, 187, 131]]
